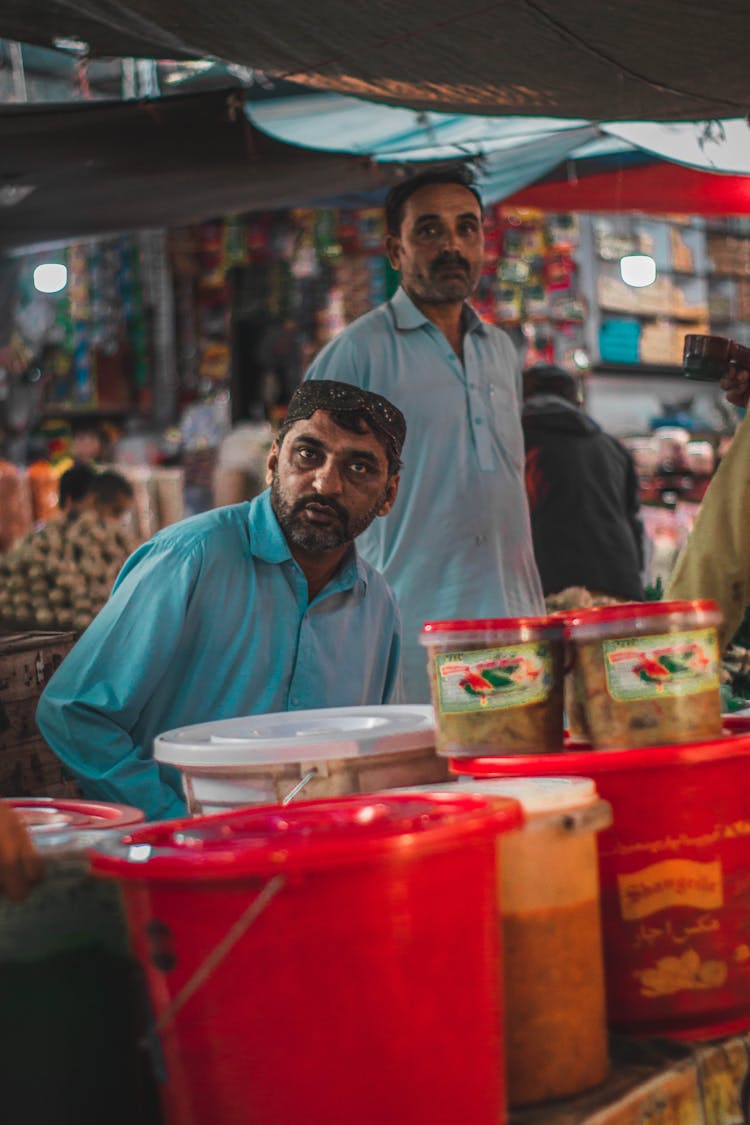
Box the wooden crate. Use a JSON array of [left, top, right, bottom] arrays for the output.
[[0, 631, 81, 798]]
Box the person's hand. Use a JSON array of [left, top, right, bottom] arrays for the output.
[[720, 366, 750, 409], [0, 803, 44, 902]]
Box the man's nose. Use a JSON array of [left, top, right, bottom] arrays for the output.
[[440, 225, 461, 252], [312, 459, 344, 494]]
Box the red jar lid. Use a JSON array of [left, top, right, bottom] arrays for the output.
[[420, 615, 564, 642], [449, 729, 750, 779], [89, 793, 523, 883], [563, 599, 721, 640], [2, 797, 145, 835]]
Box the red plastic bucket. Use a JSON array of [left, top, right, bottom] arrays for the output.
[[90, 793, 523, 1125], [451, 732, 750, 1040]]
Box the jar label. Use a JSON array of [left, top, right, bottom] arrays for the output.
[[433, 642, 554, 713], [618, 858, 724, 921], [601, 628, 720, 702]]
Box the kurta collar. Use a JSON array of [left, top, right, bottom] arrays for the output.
[[248, 490, 367, 592], [390, 285, 487, 335]]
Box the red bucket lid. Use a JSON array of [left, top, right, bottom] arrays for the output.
[[2, 797, 145, 835], [421, 615, 563, 639], [449, 729, 750, 779], [562, 599, 721, 637], [89, 793, 523, 883]]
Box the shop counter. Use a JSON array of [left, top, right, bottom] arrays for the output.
[[510, 1033, 750, 1124]]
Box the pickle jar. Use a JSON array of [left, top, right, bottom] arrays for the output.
[[456, 776, 612, 1106], [419, 616, 565, 757], [564, 599, 723, 750]]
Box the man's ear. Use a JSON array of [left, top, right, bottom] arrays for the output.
[[385, 233, 401, 271], [265, 441, 279, 487], [376, 474, 400, 517]]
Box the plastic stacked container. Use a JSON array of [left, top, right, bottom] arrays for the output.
[[388, 777, 612, 1105], [419, 616, 566, 757], [563, 600, 723, 749], [90, 793, 523, 1125], [153, 704, 448, 814], [454, 735, 750, 1040]]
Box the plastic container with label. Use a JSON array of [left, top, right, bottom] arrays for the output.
[[90, 793, 523, 1125], [386, 777, 611, 1105], [153, 704, 447, 815], [565, 600, 723, 749], [456, 777, 611, 1105], [0, 798, 160, 1125], [419, 617, 565, 757], [452, 730, 750, 1040]]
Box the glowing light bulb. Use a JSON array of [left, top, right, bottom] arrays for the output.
[[33, 263, 68, 294], [620, 254, 656, 288]]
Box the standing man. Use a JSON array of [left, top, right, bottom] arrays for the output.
[[305, 166, 543, 700], [37, 381, 405, 820], [522, 363, 644, 602]]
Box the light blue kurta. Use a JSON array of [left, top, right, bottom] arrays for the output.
[[36, 491, 402, 820], [306, 286, 544, 701]]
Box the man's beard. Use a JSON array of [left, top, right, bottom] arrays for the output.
[[271, 471, 387, 552]]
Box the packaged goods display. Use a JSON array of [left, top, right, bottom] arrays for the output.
[[565, 600, 723, 749], [420, 617, 565, 756]]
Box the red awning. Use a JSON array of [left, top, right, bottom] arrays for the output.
[[504, 161, 750, 215]]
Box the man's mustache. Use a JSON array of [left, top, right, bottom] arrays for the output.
[[292, 495, 348, 522], [431, 253, 471, 275]]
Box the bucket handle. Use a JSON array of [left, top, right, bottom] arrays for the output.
[[145, 873, 286, 1043], [282, 769, 317, 805]]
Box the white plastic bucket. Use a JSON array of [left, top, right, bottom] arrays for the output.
[[154, 704, 448, 815]]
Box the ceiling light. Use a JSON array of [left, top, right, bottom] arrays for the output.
[[53, 36, 89, 52], [33, 263, 68, 294], [620, 254, 656, 288], [0, 185, 35, 207]]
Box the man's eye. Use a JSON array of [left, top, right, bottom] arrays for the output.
[[416, 224, 439, 238], [349, 462, 372, 476], [459, 221, 480, 236], [296, 447, 318, 462]]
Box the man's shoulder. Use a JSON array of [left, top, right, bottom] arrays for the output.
[[306, 302, 395, 375], [149, 503, 251, 557]]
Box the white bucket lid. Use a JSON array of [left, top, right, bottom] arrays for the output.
[[456, 776, 598, 814], [154, 704, 436, 767]]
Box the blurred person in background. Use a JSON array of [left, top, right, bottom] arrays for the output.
[[522, 363, 644, 604], [667, 363, 750, 649], [0, 470, 135, 634], [57, 462, 98, 523]]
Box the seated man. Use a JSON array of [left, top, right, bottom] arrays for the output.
[[36, 381, 405, 820]]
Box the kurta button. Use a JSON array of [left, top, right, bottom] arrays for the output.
[[475, 417, 482, 424]]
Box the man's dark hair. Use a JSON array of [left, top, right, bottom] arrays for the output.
[[58, 462, 97, 507], [522, 364, 580, 405], [89, 470, 134, 506], [278, 381, 406, 476], [385, 165, 484, 236]]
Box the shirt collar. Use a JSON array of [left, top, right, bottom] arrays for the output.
[[248, 489, 367, 594], [390, 285, 487, 335]]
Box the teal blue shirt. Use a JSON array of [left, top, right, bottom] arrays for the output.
[[36, 492, 402, 820], [306, 287, 544, 701]]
